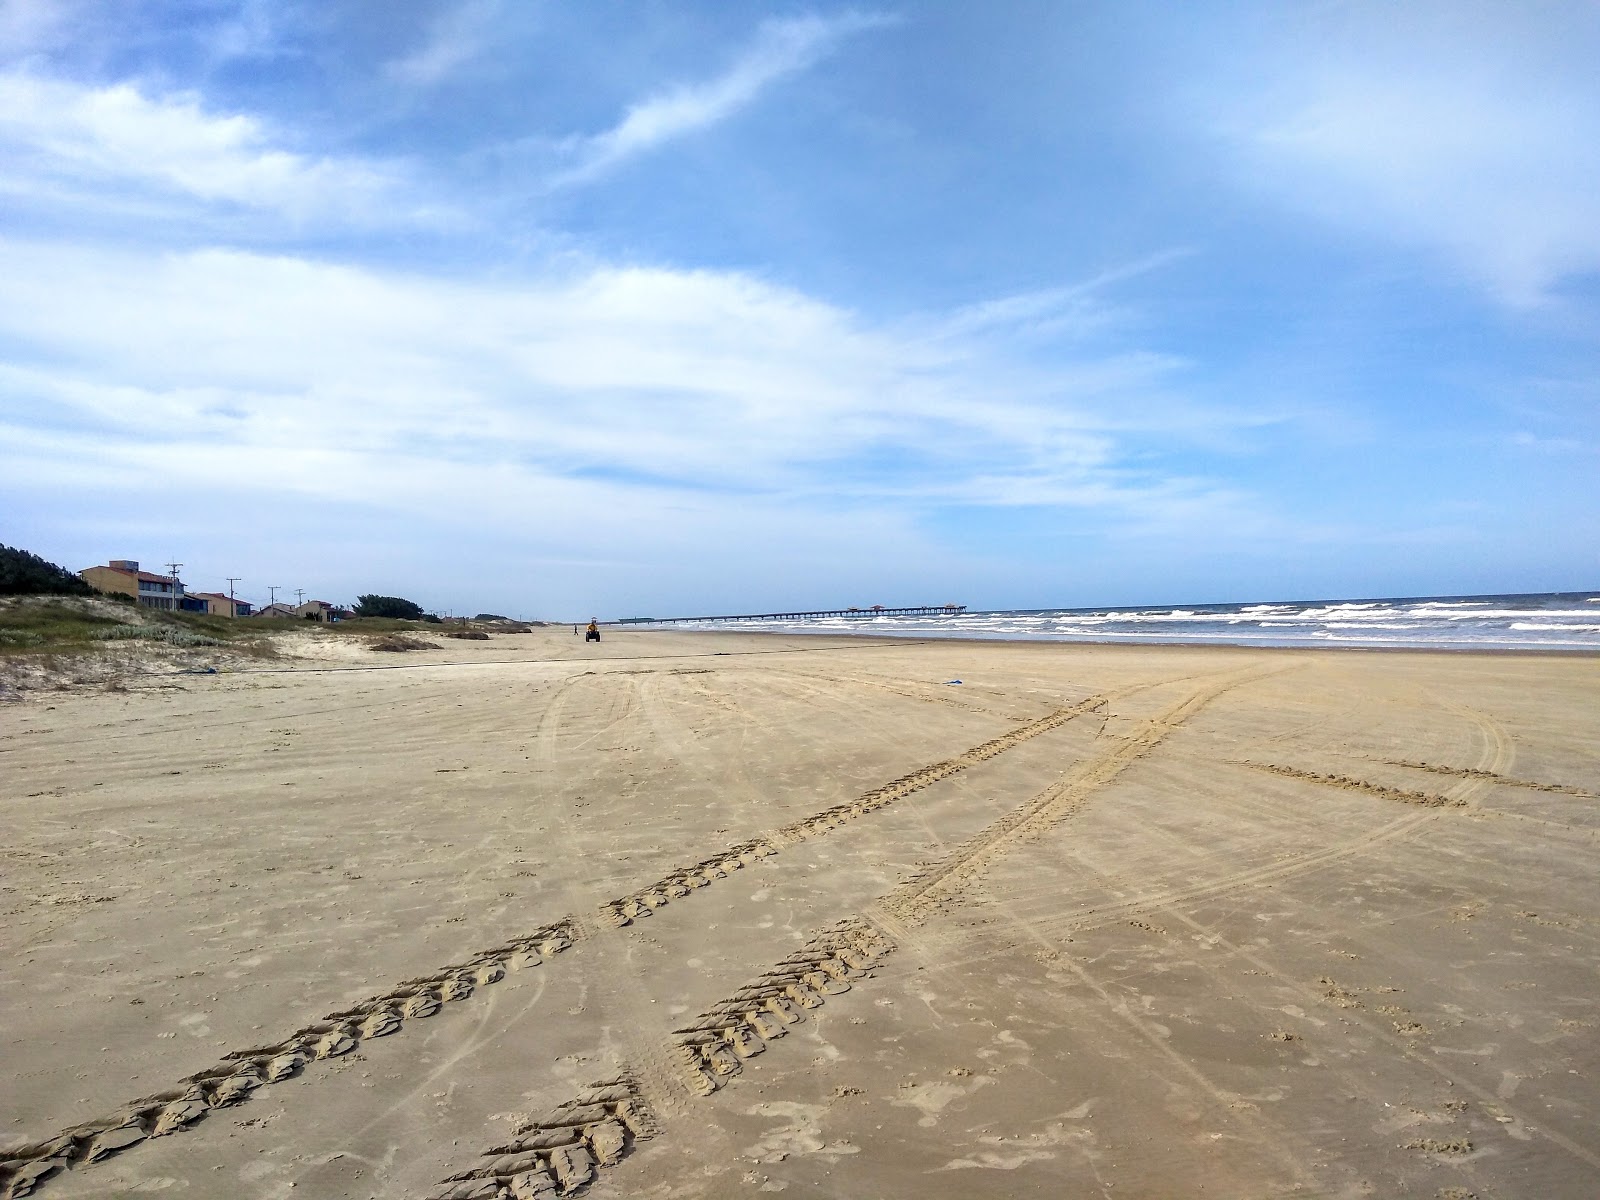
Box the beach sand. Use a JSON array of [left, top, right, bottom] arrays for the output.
[[2, 629, 1597, 1199]]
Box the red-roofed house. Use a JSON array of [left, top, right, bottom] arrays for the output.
[[79, 559, 191, 611]]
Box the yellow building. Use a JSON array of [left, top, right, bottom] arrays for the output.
[[79, 560, 188, 610], [188, 591, 253, 617]]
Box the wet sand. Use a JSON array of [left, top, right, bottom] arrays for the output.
[[2, 629, 1598, 1199]]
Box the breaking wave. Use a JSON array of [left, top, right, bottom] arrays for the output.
[[663, 592, 1600, 651]]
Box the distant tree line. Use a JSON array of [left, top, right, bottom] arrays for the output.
[[0, 545, 94, 596]]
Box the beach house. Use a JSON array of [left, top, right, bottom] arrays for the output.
[[79, 559, 190, 611], [188, 592, 254, 617]]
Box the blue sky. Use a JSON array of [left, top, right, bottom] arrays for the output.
[[1, 1, 1596, 618]]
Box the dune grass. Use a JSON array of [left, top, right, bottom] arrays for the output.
[[0, 597, 510, 664]]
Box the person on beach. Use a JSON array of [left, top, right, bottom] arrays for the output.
[[585, 619, 601, 642]]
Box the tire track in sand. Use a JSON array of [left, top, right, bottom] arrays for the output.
[[943, 681, 1507, 964], [0, 682, 1111, 1197], [597, 695, 1108, 927], [424, 923, 896, 1198], [873, 665, 1284, 931], [896, 681, 1600, 1183], [0, 921, 579, 1199], [415, 667, 1284, 1198]]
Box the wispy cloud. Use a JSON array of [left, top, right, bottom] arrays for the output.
[[0, 236, 1250, 531], [554, 11, 893, 186], [0, 70, 442, 228], [1218, 6, 1600, 306], [388, 0, 500, 86], [935, 250, 1196, 343], [0, 0, 71, 56]]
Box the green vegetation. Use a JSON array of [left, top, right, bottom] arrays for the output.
[[370, 634, 442, 652], [353, 594, 425, 619], [0, 545, 94, 596], [0, 596, 275, 659], [326, 615, 436, 633], [1, 584, 523, 690], [0, 598, 128, 647], [92, 624, 225, 647]]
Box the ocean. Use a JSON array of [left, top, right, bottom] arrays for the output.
[[664, 592, 1600, 652]]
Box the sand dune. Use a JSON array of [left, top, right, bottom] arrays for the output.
[[2, 630, 1597, 1198]]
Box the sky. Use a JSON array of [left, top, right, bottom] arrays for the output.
[[1, 1, 1596, 619]]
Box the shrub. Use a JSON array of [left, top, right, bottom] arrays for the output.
[[353, 594, 425, 620], [90, 625, 150, 641], [370, 635, 441, 652], [91, 625, 223, 647]]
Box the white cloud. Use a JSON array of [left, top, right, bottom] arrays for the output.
[[0, 70, 439, 228], [0, 236, 1246, 533], [1250, 73, 1600, 306], [1221, 6, 1600, 305], [388, 0, 500, 86], [555, 11, 893, 185]]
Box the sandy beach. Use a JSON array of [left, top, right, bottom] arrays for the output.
[[2, 628, 1597, 1199]]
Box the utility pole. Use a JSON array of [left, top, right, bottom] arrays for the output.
[[268, 586, 280, 607], [226, 577, 241, 618], [165, 560, 183, 611], [294, 589, 306, 609]]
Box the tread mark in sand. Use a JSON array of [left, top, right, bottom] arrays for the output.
[[0, 695, 1107, 1196], [424, 669, 1275, 1192], [425, 921, 898, 1194], [598, 696, 1107, 927], [876, 671, 1279, 927], [0, 921, 577, 1199], [1380, 757, 1597, 799], [941, 686, 1525, 965], [425, 1075, 659, 1200], [1234, 760, 1468, 808], [943, 807, 1443, 969], [670, 919, 897, 1097]]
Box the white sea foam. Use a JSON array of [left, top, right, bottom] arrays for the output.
[[673, 592, 1599, 650]]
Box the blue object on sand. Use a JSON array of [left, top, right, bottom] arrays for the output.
[[945, 679, 962, 685]]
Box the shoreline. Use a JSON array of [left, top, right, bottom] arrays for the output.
[[614, 623, 1600, 658]]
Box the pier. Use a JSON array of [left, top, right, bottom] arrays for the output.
[[610, 603, 966, 625]]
